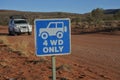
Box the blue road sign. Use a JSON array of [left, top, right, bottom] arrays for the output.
[[34, 18, 71, 56]]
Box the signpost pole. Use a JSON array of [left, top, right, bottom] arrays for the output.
[[51, 55, 56, 80]]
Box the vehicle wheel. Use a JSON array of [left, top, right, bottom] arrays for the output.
[[12, 30, 16, 36], [57, 32, 63, 38], [17, 33, 21, 35], [41, 32, 48, 39], [8, 30, 12, 35], [28, 32, 32, 35]]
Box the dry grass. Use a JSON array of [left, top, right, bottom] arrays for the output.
[[0, 39, 3, 44], [57, 64, 72, 72], [10, 40, 30, 57], [0, 36, 9, 45], [0, 36, 30, 57]]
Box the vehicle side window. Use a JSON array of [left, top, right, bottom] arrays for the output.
[[10, 19, 14, 24], [9, 20, 12, 24], [49, 23, 56, 28], [57, 23, 62, 28], [12, 20, 14, 24]]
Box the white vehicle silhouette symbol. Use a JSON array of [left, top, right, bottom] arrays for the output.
[[39, 22, 67, 39]]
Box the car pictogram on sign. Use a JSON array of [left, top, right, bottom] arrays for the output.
[[39, 22, 67, 39]]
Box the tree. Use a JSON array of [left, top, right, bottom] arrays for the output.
[[91, 8, 104, 24], [71, 17, 81, 25], [86, 15, 94, 24], [114, 10, 120, 20]]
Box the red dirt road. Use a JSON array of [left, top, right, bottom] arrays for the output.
[[0, 26, 120, 80], [71, 34, 120, 79]]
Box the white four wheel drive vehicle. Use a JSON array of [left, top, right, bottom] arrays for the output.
[[39, 22, 67, 39], [8, 16, 32, 35]]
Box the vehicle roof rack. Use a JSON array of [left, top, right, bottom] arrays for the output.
[[10, 15, 27, 19]]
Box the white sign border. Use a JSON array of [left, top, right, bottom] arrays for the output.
[[34, 18, 71, 56]]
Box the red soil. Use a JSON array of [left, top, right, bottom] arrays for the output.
[[0, 25, 120, 80]]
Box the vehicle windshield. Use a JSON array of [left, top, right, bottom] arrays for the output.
[[14, 20, 28, 24]]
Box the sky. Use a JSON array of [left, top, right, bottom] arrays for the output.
[[0, 0, 120, 14]]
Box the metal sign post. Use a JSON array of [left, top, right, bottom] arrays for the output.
[[51, 55, 56, 80]]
